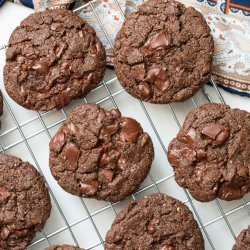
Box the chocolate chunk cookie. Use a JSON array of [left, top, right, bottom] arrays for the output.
[[0, 153, 51, 249], [233, 226, 250, 250], [49, 104, 154, 202], [168, 103, 250, 202], [4, 10, 106, 111], [105, 193, 204, 249], [0, 91, 3, 128], [46, 245, 84, 250], [114, 0, 214, 104]]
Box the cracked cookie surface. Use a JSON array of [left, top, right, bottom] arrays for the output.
[[233, 226, 250, 250], [4, 9, 106, 111], [105, 193, 204, 250], [168, 103, 250, 202], [114, 0, 214, 104], [0, 153, 51, 250], [49, 104, 154, 202]]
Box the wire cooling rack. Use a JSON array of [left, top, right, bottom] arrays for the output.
[[0, 1, 250, 249]]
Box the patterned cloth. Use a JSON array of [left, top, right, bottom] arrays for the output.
[[3, 0, 250, 97]]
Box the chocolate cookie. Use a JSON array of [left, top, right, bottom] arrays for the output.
[[233, 226, 250, 250], [168, 103, 250, 202], [105, 193, 204, 249], [49, 104, 154, 202], [114, 0, 214, 104], [0, 91, 3, 128], [0, 153, 51, 249], [46, 245, 84, 250], [4, 9, 106, 111]]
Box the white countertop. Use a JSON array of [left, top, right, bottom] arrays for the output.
[[0, 2, 250, 250]]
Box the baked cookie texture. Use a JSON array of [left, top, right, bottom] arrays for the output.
[[168, 103, 250, 202], [49, 104, 154, 202], [233, 226, 250, 250], [114, 0, 214, 104], [0, 153, 51, 250], [105, 193, 204, 250], [4, 9, 106, 111]]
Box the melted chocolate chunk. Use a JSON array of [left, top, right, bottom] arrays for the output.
[[80, 181, 99, 196], [120, 118, 142, 143], [65, 143, 80, 169], [147, 67, 170, 92], [136, 84, 152, 99], [146, 31, 171, 50]]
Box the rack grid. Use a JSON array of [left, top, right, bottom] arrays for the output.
[[0, 1, 249, 249]]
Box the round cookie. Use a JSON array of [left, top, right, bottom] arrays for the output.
[[167, 103, 250, 202], [233, 226, 250, 250], [0, 153, 51, 249], [114, 0, 214, 104], [46, 245, 84, 250], [105, 193, 204, 249], [49, 104, 154, 202], [4, 9, 106, 111]]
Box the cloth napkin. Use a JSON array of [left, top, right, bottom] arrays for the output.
[[4, 0, 250, 97]]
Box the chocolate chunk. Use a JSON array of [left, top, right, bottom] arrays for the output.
[[117, 158, 126, 170], [13, 229, 30, 238], [4, 9, 106, 111], [101, 170, 114, 182], [167, 150, 179, 167], [168, 103, 250, 202], [114, 0, 214, 104], [196, 149, 207, 159], [202, 123, 225, 139], [54, 43, 67, 58], [0, 187, 11, 204], [100, 123, 120, 142], [49, 104, 154, 202], [65, 143, 80, 169], [120, 118, 142, 143], [180, 128, 196, 145], [64, 122, 78, 136], [146, 31, 171, 50], [32, 62, 49, 75], [215, 130, 229, 145], [0, 153, 51, 249], [51, 22, 62, 31], [110, 109, 121, 118], [147, 67, 169, 92], [1, 227, 10, 240], [136, 84, 152, 99], [105, 193, 204, 249], [80, 181, 99, 196], [161, 244, 175, 250], [49, 131, 65, 152]]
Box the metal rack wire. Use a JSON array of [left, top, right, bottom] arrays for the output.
[[0, 0, 249, 249]]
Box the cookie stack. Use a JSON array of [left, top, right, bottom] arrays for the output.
[[1, 0, 249, 249]]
